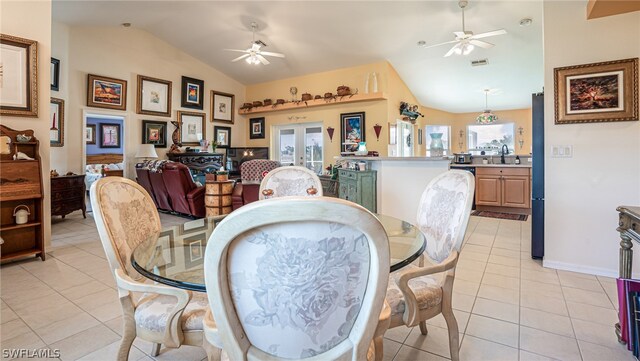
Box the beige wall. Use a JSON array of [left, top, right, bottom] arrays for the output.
[[54, 24, 246, 177], [50, 21, 70, 172], [1, 0, 52, 246], [244, 61, 393, 166], [543, 2, 640, 276]]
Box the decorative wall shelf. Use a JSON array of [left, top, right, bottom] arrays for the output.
[[239, 92, 388, 115]]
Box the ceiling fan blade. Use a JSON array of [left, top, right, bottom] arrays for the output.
[[231, 54, 250, 62], [256, 54, 270, 65], [444, 43, 460, 57], [471, 29, 507, 39], [422, 39, 460, 49], [469, 39, 494, 49], [224, 48, 249, 53], [259, 51, 285, 58]]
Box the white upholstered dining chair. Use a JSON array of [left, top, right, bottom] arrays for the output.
[[382, 170, 475, 361], [258, 166, 323, 199], [90, 177, 216, 360], [202, 197, 390, 361]]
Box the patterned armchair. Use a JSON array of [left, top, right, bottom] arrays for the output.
[[231, 159, 281, 210], [381, 170, 475, 361], [90, 177, 216, 360], [258, 166, 323, 199], [202, 197, 390, 360]]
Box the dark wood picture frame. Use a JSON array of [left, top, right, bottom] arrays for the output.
[[249, 117, 265, 139], [211, 90, 235, 124], [181, 76, 204, 110], [0, 34, 38, 117], [178, 111, 206, 146], [50, 97, 64, 147], [554, 58, 638, 124], [142, 120, 168, 148], [87, 74, 127, 111], [340, 111, 366, 153], [86, 124, 96, 145], [100, 123, 121, 148], [51, 57, 60, 91], [214, 126, 232, 148], [137, 75, 172, 117]]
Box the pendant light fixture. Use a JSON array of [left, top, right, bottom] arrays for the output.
[[476, 89, 498, 124]]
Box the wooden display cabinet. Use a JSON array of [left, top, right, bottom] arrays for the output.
[[0, 125, 45, 262]]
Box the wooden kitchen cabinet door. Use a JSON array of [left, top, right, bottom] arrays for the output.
[[476, 175, 502, 206], [502, 175, 530, 208]]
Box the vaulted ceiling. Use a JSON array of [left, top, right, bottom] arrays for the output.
[[53, 0, 544, 113]]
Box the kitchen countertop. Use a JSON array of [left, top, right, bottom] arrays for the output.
[[450, 163, 532, 168], [337, 156, 452, 162]]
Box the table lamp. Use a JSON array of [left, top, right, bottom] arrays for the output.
[[135, 144, 158, 161]]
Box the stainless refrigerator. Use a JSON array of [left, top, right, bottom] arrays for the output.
[[531, 93, 545, 259]]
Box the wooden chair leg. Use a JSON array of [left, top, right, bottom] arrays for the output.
[[117, 299, 137, 361], [373, 336, 384, 361], [203, 340, 222, 361], [419, 321, 428, 335], [150, 343, 161, 357], [442, 308, 460, 361]]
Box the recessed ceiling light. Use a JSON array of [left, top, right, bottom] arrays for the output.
[[417, 40, 426, 47], [519, 18, 533, 26], [121, 23, 131, 28]]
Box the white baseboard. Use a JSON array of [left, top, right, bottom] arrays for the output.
[[542, 259, 621, 278]]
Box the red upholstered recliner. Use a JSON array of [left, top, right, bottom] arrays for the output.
[[162, 162, 206, 218], [135, 161, 206, 218], [231, 159, 280, 210]]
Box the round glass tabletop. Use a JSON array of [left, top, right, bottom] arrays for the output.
[[132, 213, 426, 292]]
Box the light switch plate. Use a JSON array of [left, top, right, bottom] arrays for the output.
[[551, 145, 573, 158]]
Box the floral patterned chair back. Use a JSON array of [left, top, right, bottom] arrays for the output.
[[417, 170, 475, 263], [204, 197, 389, 361], [258, 166, 323, 200], [90, 177, 161, 280]]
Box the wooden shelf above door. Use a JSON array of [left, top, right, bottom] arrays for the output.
[[238, 92, 388, 116]]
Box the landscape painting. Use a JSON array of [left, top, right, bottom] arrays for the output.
[[567, 71, 622, 113], [87, 74, 127, 111]]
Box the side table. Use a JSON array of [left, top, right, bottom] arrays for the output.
[[205, 179, 234, 216]]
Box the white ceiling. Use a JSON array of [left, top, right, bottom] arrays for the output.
[[52, 0, 544, 113]]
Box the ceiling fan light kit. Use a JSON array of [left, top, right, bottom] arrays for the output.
[[225, 21, 285, 66], [422, 0, 507, 57]]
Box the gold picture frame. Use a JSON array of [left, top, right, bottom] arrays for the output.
[[50, 97, 64, 147], [0, 34, 38, 117], [137, 75, 172, 117], [87, 74, 127, 111], [554, 58, 638, 124]]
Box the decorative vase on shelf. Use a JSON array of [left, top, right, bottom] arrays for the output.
[[429, 132, 444, 157], [364, 73, 370, 94], [372, 72, 378, 93], [355, 141, 368, 156]]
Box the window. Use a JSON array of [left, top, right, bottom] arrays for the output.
[[467, 123, 515, 154], [272, 122, 323, 173], [425, 125, 450, 156]]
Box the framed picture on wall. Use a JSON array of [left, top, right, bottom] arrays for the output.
[[87, 74, 127, 111], [211, 90, 234, 124], [340, 112, 365, 153], [181, 76, 204, 110], [214, 126, 232, 148], [142, 120, 167, 148], [0, 34, 38, 117], [51, 58, 60, 91], [554, 58, 638, 124], [50, 98, 64, 147], [100, 123, 121, 148], [137, 75, 172, 117], [178, 111, 205, 145], [86, 124, 96, 145], [249, 117, 265, 139]]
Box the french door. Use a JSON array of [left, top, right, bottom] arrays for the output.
[[394, 120, 414, 157], [273, 122, 324, 173]]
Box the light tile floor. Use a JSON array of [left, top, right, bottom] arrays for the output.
[[0, 212, 631, 361]]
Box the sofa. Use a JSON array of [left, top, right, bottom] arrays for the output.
[[231, 159, 281, 210], [135, 161, 206, 218]]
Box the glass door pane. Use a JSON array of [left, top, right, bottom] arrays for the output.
[[278, 128, 296, 165], [304, 126, 323, 173]]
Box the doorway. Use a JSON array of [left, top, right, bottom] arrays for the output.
[[393, 120, 414, 157], [272, 122, 323, 173]]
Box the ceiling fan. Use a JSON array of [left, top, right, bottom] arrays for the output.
[[224, 22, 285, 65], [421, 0, 507, 57]]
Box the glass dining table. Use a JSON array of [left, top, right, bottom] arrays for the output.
[[132, 214, 426, 292]]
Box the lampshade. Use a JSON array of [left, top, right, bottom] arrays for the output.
[[135, 144, 158, 159], [476, 89, 498, 124]]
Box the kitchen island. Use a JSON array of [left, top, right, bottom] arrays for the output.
[[337, 156, 451, 222]]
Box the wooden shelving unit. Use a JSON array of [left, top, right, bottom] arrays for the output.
[[0, 125, 45, 263], [239, 92, 388, 115]]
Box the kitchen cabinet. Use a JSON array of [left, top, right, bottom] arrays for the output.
[[476, 167, 530, 209], [338, 169, 377, 213]]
